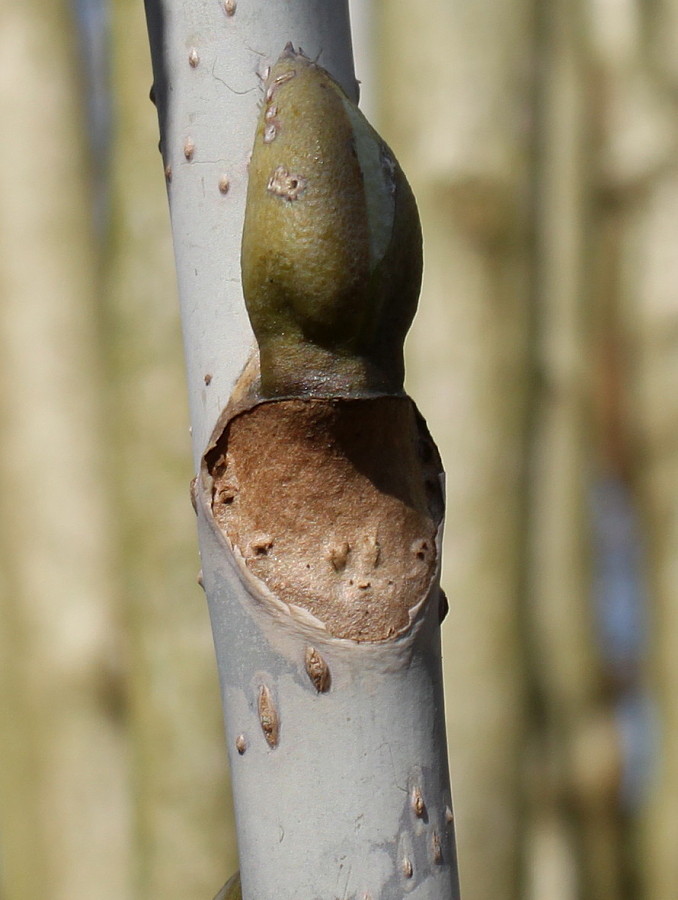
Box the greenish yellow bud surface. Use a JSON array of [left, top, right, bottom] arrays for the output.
[[241, 45, 422, 397]]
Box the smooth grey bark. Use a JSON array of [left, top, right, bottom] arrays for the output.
[[144, 3, 459, 898]]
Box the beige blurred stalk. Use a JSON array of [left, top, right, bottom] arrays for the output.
[[0, 1, 130, 897], [379, 1, 533, 896], [380, 0, 633, 896], [526, 1, 624, 897], [590, 0, 678, 897]]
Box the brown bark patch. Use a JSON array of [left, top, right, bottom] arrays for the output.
[[208, 397, 443, 642]]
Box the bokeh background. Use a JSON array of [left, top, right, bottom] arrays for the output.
[[1, 0, 676, 898]]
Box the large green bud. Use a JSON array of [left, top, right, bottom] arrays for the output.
[[241, 45, 422, 397]]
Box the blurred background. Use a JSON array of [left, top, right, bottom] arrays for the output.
[[0, 0, 676, 898]]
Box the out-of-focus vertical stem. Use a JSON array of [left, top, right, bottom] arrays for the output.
[[609, 3, 678, 895], [525, 1, 624, 896], [631, 158, 678, 897], [0, 2, 130, 897], [379, 2, 533, 897]]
